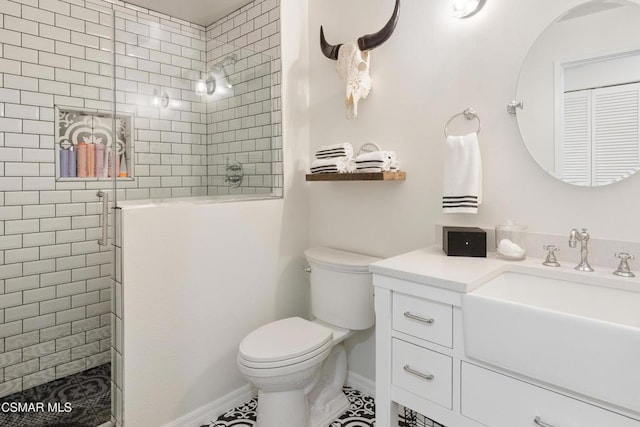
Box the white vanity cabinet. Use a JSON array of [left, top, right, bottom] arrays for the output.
[[373, 274, 481, 427], [392, 292, 453, 348], [461, 362, 640, 427], [371, 247, 640, 427]]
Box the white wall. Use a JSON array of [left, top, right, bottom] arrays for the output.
[[308, 0, 640, 382], [119, 0, 310, 424], [121, 197, 309, 426]]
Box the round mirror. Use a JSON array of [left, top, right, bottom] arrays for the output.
[[516, 0, 640, 187]]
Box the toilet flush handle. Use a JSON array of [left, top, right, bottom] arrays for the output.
[[303, 265, 312, 273]]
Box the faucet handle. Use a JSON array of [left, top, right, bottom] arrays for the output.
[[614, 253, 635, 277], [616, 252, 634, 261], [542, 245, 560, 267]]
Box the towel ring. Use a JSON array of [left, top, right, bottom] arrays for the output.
[[444, 108, 481, 137]]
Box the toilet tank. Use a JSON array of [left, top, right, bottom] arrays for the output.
[[304, 247, 382, 330]]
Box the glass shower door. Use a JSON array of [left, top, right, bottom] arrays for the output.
[[0, 1, 117, 425]]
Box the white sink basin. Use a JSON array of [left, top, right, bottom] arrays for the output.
[[462, 270, 640, 413]]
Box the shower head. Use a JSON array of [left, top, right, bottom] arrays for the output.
[[204, 54, 237, 97], [219, 54, 237, 67]]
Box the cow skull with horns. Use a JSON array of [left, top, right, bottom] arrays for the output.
[[320, 0, 400, 119]]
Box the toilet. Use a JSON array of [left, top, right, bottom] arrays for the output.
[[237, 247, 381, 427]]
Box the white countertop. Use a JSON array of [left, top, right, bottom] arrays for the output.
[[369, 246, 640, 294]]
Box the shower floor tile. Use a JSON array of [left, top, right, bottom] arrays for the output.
[[201, 387, 375, 427], [0, 363, 111, 427]]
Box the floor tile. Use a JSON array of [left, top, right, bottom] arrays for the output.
[[86, 392, 111, 425], [0, 411, 61, 427], [52, 405, 101, 427], [74, 364, 111, 400], [33, 376, 87, 404], [0, 364, 111, 427], [201, 387, 446, 427], [202, 387, 375, 427], [0, 385, 59, 427]]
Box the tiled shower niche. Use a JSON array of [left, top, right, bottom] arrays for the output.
[[55, 107, 134, 180]]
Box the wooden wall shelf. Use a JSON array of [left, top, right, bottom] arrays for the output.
[[306, 172, 406, 182]]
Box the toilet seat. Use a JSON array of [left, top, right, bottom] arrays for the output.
[[238, 317, 333, 370]]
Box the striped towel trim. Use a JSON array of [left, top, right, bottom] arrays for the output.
[[317, 153, 348, 159], [316, 150, 348, 159], [317, 148, 348, 154], [310, 166, 339, 174], [355, 159, 384, 164], [443, 196, 478, 209]]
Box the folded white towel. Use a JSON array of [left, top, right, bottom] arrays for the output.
[[362, 163, 400, 172], [355, 151, 396, 172], [315, 143, 354, 159], [356, 167, 384, 173], [443, 132, 482, 214], [310, 157, 356, 174]]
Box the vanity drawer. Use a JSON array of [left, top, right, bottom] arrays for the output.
[[461, 362, 640, 427], [392, 339, 452, 409], [392, 292, 453, 347]]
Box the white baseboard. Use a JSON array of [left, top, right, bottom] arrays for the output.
[[163, 384, 255, 427], [346, 370, 375, 399]]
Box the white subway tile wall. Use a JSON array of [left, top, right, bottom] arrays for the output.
[[0, 0, 281, 424], [205, 0, 282, 196]]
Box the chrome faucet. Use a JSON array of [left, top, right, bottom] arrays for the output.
[[568, 228, 594, 272]]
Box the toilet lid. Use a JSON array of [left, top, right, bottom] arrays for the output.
[[239, 317, 333, 364]]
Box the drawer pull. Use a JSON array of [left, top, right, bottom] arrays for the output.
[[403, 311, 435, 325], [403, 365, 435, 381], [534, 416, 557, 427]]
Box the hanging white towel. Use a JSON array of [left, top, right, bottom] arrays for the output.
[[355, 150, 396, 172], [315, 143, 354, 159], [443, 132, 482, 214], [310, 157, 356, 174]]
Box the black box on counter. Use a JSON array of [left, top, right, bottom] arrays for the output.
[[442, 226, 486, 257]]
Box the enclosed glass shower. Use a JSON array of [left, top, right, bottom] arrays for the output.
[[0, 0, 281, 425]]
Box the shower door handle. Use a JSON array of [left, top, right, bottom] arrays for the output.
[[97, 190, 109, 246]]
